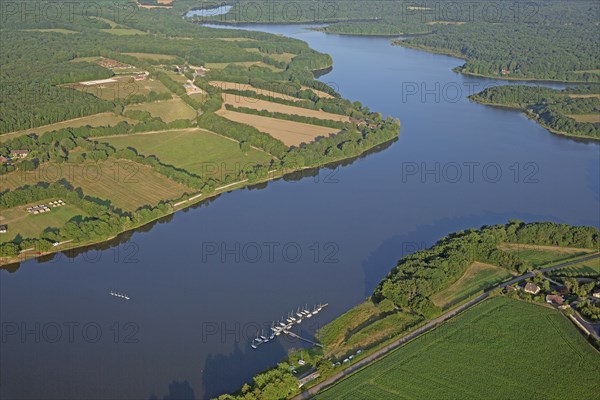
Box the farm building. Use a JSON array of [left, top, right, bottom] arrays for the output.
[[133, 74, 147, 81], [0, 155, 10, 164], [593, 292, 600, 299], [545, 294, 564, 305], [0, 225, 7, 234], [193, 66, 210, 78], [183, 83, 203, 95], [10, 150, 29, 159], [524, 282, 541, 295]]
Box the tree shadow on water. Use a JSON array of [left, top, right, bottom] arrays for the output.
[[360, 211, 553, 298], [201, 340, 289, 399], [149, 380, 196, 400]]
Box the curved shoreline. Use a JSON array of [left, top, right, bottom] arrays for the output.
[[0, 136, 399, 269]]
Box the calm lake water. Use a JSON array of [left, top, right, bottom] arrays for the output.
[[1, 25, 599, 400]]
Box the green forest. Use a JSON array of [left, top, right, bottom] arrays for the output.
[[220, 0, 600, 82], [470, 85, 600, 139]]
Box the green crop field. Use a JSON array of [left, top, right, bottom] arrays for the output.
[[0, 203, 87, 244], [432, 262, 514, 309], [101, 129, 273, 179], [502, 247, 589, 267], [550, 257, 600, 277], [126, 97, 197, 122], [317, 297, 600, 400]]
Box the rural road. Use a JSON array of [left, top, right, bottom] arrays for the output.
[[295, 252, 600, 399]]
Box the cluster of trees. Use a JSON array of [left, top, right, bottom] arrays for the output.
[[372, 221, 599, 317], [216, 363, 299, 400], [471, 85, 600, 139], [578, 299, 600, 321]]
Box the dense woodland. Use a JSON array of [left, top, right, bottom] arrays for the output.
[[222, 0, 600, 82], [470, 86, 600, 139], [0, 0, 332, 134]]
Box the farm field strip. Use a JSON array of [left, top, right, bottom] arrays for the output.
[[2, 113, 138, 139], [216, 109, 340, 146], [126, 97, 197, 122], [67, 76, 171, 101], [549, 257, 600, 276], [431, 262, 514, 309], [0, 203, 87, 244], [316, 297, 600, 400], [1, 160, 192, 212], [222, 95, 351, 123], [209, 81, 301, 102], [567, 114, 600, 123], [100, 129, 273, 178]]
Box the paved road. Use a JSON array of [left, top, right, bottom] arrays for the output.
[[295, 252, 600, 399]]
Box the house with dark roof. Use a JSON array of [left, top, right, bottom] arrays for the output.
[[0, 225, 7, 234], [524, 282, 541, 295], [545, 294, 564, 305]]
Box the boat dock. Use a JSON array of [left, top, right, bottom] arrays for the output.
[[250, 303, 328, 350]]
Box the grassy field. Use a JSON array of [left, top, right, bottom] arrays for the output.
[[209, 81, 301, 102], [317, 297, 600, 400], [100, 28, 148, 36], [343, 312, 422, 352], [1, 160, 192, 212], [549, 257, 600, 277], [0, 203, 87, 244], [499, 243, 592, 267], [222, 95, 350, 123], [21, 29, 78, 34], [123, 52, 177, 61], [319, 302, 387, 349], [301, 86, 335, 99], [567, 114, 600, 123], [216, 109, 340, 146], [245, 48, 296, 63], [126, 98, 197, 122], [68, 76, 170, 101], [100, 129, 273, 179], [432, 262, 514, 309], [2, 113, 138, 139], [205, 61, 282, 71]]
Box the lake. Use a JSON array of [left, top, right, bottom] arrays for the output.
[[1, 24, 598, 400]]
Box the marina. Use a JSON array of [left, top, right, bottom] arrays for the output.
[[250, 304, 328, 350]]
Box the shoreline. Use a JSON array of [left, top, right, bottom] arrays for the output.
[[469, 97, 600, 141], [0, 136, 399, 268], [392, 41, 596, 84]]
